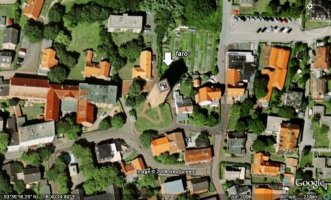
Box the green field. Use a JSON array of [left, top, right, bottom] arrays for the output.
[[21, 103, 45, 121], [67, 22, 102, 79], [112, 32, 140, 46], [304, 20, 331, 30], [300, 152, 313, 168], [134, 104, 172, 133], [163, 30, 219, 73], [240, 0, 298, 15], [40, 0, 53, 17], [61, 0, 91, 11]]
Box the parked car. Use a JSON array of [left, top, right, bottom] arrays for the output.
[[261, 27, 267, 33], [257, 28, 262, 33]]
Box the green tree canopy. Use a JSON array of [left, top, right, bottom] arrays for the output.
[[56, 115, 81, 140], [21, 147, 53, 167], [0, 133, 9, 153], [0, 172, 12, 194], [55, 31, 72, 46], [43, 24, 60, 40], [46, 159, 69, 194], [48, 3, 65, 23], [99, 117, 111, 130], [53, 43, 79, 67], [254, 74, 269, 99], [14, 180, 25, 194], [111, 113, 126, 128], [248, 118, 266, 134], [122, 183, 140, 200], [180, 77, 195, 98], [23, 20, 44, 43], [278, 106, 296, 119], [119, 36, 145, 63], [139, 129, 158, 148], [137, 174, 157, 187], [125, 78, 146, 107], [48, 65, 67, 83], [252, 136, 275, 152]]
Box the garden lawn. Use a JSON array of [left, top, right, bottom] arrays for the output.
[[0, 4, 17, 17], [240, 0, 298, 15], [67, 22, 102, 79], [304, 20, 330, 30], [40, 0, 53, 17], [21, 103, 45, 121], [312, 121, 330, 148], [134, 104, 172, 133], [61, 0, 91, 12], [112, 32, 140, 46], [299, 152, 313, 168], [252, 175, 281, 184]]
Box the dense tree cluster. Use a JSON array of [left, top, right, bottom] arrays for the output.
[[266, 0, 305, 18], [254, 73, 269, 99], [64, 3, 109, 26], [48, 3, 66, 23], [99, 117, 111, 130], [111, 113, 126, 129], [0, 172, 12, 194], [154, 152, 181, 164], [190, 106, 219, 127], [23, 20, 44, 43], [252, 136, 276, 152], [46, 159, 70, 194], [94, 0, 142, 12], [72, 144, 125, 195], [119, 36, 145, 63], [56, 115, 82, 140], [139, 129, 158, 148], [21, 147, 52, 167], [48, 65, 67, 83], [125, 78, 146, 107], [179, 76, 195, 98], [53, 43, 79, 67]]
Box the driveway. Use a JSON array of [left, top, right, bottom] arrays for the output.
[[19, 36, 42, 73]]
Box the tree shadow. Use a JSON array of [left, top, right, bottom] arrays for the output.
[[160, 59, 188, 89]]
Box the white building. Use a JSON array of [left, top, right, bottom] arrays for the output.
[[7, 121, 55, 152], [224, 167, 245, 180], [107, 14, 143, 33]]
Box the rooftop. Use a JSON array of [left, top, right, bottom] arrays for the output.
[[19, 121, 55, 143], [23, 0, 45, 20], [108, 14, 143, 30], [184, 147, 213, 165]]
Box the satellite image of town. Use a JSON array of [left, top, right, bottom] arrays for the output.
[[0, 0, 330, 200]]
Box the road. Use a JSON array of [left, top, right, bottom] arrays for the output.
[[211, 0, 233, 198]]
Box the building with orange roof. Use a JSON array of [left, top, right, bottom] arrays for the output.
[[23, 0, 45, 20], [312, 45, 330, 71], [227, 87, 245, 98], [276, 123, 300, 154], [184, 147, 213, 165], [226, 69, 241, 86], [195, 86, 222, 107], [253, 187, 282, 200], [84, 50, 111, 80], [120, 157, 146, 176], [260, 47, 290, 106], [252, 152, 283, 176], [151, 132, 185, 156], [40, 48, 58, 70], [132, 50, 152, 80]]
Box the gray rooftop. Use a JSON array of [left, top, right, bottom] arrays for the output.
[[79, 83, 117, 105], [3, 27, 18, 45], [284, 91, 303, 111], [2, 163, 17, 182], [19, 121, 55, 142], [23, 167, 41, 184], [187, 177, 209, 193], [265, 116, 286, 135], [162, 179, 185, 194], [108, 14, 143, 30], [0, 50, 13, 64], [174, 91, 193, 107], [0, 76, 9, 96], [61, 99, 77, 113]]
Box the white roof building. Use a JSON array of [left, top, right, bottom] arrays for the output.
[[107, 14, 143, 33], [224, 167, 245, 180]]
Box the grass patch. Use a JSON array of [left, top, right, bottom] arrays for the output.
[[312, 120, 330, 148], [40, 0, 53, 17], [134, 104, 172, 133], [61, 0, 91, 12], [112, 32, 140, 46], [270, 153, 285, 162], [67, 22, 103, 80], [21, 103, 45, 120], [0, 4, 16, 17], [239, 0, 297, 15], [304, 20, 331, 30], [124, 151, 138, 162], [299, 152, 313, 168], [252, 175, 281, 184]]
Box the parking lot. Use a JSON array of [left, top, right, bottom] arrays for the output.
[[231, 16, 302, 34]]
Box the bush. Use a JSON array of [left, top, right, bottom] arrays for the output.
[[48, 3, 65, 23], [47, 65, 67, 83], [278, 106, 296, 119], [56, 115, 81, 140], [129, 109, 137, 120], [43, 24, 60, 40], [0, 133, 9, 153], [119, 36, 145, 63], [139, 130, 158, 148], [46, 159, 69, 194], [99, 117, 111, 130], [154, 152, 180, 164], [111, 113, 126, 129], [254, 73, 269, 98], [23, 20, 44, 43]]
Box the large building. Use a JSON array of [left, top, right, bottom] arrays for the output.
[[195, 86, 222, 107], [252, 153, 284, 176], [7, 121, 55, 152], [8, 74, 117, 126], [184, 147, 213, 165], [40, 48, 58, 70], [132, 50, 152, 80], [276, 123, 300, 154], [107, 14, 143, 33], [151, 132, 185, 156], [23, 0, 45, 20], [260, 47, 290, 107], [84, 50, 111, 80], [2, 27, 19, 50]]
